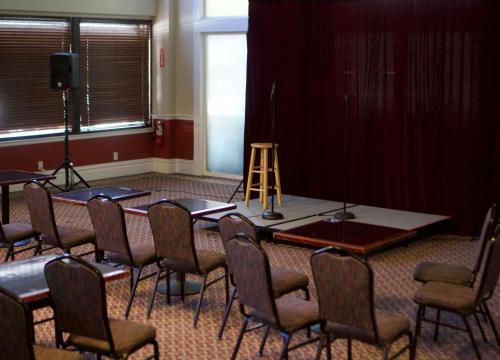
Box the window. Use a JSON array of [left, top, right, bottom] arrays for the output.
[[80, 20, 151, 130], [197, 0, 248, 176], [0, 17, 71, 138], [0, 17, 151, 139], [205, 0, 249, 17], [205, 34, 247, 175]]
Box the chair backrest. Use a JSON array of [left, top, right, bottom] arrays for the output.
[[218, 213, 258, 277], [311, 247, 379, 342], [225, 235, 280, 327], [44, 256, 114, 349], [0, 287, 36, 360], [471, 203, 498, 283], [475, 228, 500, 304], [87, 195, 133, 262], [147, 200, 199, 271], [23, 181, 58, 240]]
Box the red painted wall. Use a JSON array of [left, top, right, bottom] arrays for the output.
[[153, 119, 194, 160], [0, 120, 194, 172]]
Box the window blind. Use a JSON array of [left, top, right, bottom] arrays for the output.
[[0, 17, 71, 136], [79, 20, 151, 129]]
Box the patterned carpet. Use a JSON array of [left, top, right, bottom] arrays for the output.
[[1, 173, 499, 359]]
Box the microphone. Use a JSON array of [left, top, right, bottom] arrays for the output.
[[271, 81, 277, 99]]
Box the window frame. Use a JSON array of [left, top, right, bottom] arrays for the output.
[[0, 15, 152, 141]]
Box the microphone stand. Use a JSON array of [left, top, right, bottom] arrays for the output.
[[262, 81, 283, 220], [334, 94, 355, 220]]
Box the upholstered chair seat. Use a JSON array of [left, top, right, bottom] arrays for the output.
[[107, 242, 156, 267], [413, 262, 472, 285], [251, 296, 319, 332], [1, 223, 33, 242], [325, 310, 411, 345], [414, 281, 477, 313], [33, 345, 82, 360], [271, 267, 309, 297], [162, 249, 226, 274], [413, 204, 497, 286], [67, 318, 156, 356], [1, 222, 36, 262], [41, 226, 95, 248]]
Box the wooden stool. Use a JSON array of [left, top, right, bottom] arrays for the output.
[[245, 143, 282, 209]]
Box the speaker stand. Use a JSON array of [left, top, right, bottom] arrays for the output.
[[45, 91, 90, 192]]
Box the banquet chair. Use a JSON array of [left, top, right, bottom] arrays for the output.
[[311, 247, 414, 360], [44, 255, 159, 359], [0, 286, 83, 360], [87, 195, 157, 318], [413, 228, 500, 360], [147, 199, 228, 327], [23, 181, 97, 258], [217, 212, 310, 342], [414, 204, 497, 286], [226, 234, 320, 360], [0, 219, 35, 262]]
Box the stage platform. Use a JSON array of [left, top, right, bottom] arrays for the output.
[[202, 194, 450, 254]]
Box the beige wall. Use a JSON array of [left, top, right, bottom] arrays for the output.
[[0, 0, 156, 17]]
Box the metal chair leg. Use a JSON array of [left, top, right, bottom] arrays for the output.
[[279, 334, 291, 360], [408, 331, 416, 360], [382, 345, 390, 360], [347, 338, 353, 360], [231, 317, 249, 360], [218, 287, 237, 340], [125, 266, 143, 319], [166, 269, 171, 304], [473, 312, 488, 342], [151, 339, 160, 360], [414, 305, 423, 351], [4, 244, 13, 262], [147, 267, 163, 319], [314, 334, 326, 360], [484, 302, 500, 348], [303, 286, 310, 300], [434, 309, 441, 342], [463, 315, 482, 360], [224, 265, 229, 304], [193, 274, 208, 328], [258, 326, 270, 356]]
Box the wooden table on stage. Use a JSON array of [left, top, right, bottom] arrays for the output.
[[125, 198, 237, 295], [0, 255, 128, 310], [0, 170, 56, 224], [274, 219, 416, 255], [51, 186, 151, 205]]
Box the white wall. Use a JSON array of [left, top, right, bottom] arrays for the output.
[[0, 0, 156, 17]]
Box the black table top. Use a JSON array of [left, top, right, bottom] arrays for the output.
[[0, 255, 127, 302], [51, 186, 151, 205], [0, 170, 55, 186], [125, 198, 236, 218]]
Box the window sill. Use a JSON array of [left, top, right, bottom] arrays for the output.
[[0, 125, 152, 148]]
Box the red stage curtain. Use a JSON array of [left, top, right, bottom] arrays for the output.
[[245, 0, 499, 234]]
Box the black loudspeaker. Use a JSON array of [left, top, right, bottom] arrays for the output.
[[50, 52, 79, 90]]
